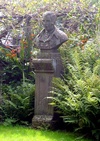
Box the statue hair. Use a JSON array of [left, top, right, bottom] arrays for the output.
[[43, 11, 57, 24]]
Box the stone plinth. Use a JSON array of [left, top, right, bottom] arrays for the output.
[[37, 51, 63, 77], [32, 115, 52, 129], [32, 59, 54, 128]]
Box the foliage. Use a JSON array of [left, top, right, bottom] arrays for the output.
[[0, 0, 99, 83], [0, 21, 35, 85], [0, 0, 98, 47], [50, 43, 100, 140], [0, 1, 99, 139], [0, 82, 35, 125]]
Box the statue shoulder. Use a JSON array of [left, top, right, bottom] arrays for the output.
[[54, 27, 68, 42]]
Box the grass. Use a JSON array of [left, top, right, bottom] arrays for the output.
[[0, 125, 92, 141]]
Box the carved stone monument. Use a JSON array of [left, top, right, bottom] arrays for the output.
[[32, 11, 68, 128]]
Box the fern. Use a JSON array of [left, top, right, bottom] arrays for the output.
[[50, 45, 100, 140], [0, 82, 35, 125]]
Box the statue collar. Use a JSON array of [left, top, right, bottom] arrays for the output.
[[38, 26, 60, 42]]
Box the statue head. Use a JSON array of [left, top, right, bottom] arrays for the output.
[[42, 11, 57, 32]]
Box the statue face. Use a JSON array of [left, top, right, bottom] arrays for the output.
[[42, 14, 55, 32]]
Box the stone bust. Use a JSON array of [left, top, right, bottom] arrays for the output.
[[34, 11, 68, 51]]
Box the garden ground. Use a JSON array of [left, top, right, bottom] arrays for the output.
[[0, 125, 92, 141]]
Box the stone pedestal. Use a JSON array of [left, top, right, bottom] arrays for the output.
[[32, 59, 54, 128], [31, 50, 63, 128], [37, 51, 63, 77]]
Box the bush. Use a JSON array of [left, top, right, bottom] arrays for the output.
[[50, 44, 100, 140], [0, 82, 35, 125]]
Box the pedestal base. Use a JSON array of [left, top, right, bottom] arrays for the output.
[[32, 115, 53, 129]]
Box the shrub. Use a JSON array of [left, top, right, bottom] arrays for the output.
[[50, 44, 100, 140], [0, 82, 35, 125]]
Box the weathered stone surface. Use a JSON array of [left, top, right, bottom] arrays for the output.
[[32, 59, 54, 117], [32, 59, 54, 73], [32, 115, 52, 129], [34, 11, 68, 50], [32, 11, 67, 128], [37, 51, 63, 77]]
